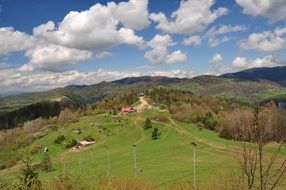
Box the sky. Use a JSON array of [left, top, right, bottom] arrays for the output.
[[0, 0, 286, 95]]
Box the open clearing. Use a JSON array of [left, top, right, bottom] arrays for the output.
[[1, 109, 285, 188]]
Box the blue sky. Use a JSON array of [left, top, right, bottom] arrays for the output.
[[0, 0, 286, 94]]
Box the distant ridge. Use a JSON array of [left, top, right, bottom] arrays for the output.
[[222, 66, 286, 86]]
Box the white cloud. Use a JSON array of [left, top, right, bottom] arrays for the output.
[[24, 45, 92, 71], [239, 27, 286, 52], [95, 51, 113, 59], [0, 0, 149, 71], [235, 0, 286, 22], [210, 53, 223, 63], [208, 55, 286, 75], [208, 36, 230, 47], [115, 0, 150, 30], [206, 25, 247, 37], [118, 27, 145, 48], [150, 0, 228, 34], [182, 35, 201, 46], [146, 34, 175, 48], [0, 63, 14, 70], [0, 27, 35, 54], [166, 50, 187, 64], [144, 34, 187, 65], [232, 55, 285, 70], [0, 68, 196, 94], [33, 2, 146, 51]]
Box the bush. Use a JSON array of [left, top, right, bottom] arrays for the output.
[[144, 118, 152, 129], [54, 135, 65, 144], [41, 152, 52, 172], [14, 152, 42, 190], [151, 128, 161, 140], [65, 139, 77, 149]]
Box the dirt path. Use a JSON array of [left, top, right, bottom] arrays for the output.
[[133, 117, 146, 145], [134, 97, 149, 112], [168, 118, 239, 153]]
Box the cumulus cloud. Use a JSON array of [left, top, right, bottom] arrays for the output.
[[144, 34, 187, 65], [239, 27, 286, 52], [182, 35, 201, 46], [150, 0, 228, 34], [0, 27, 35, 54], [23, 45, 92, 71], [0, 0, 149, 71], [166, 50, 187, 64], [115, 0, 150, 30], [235, 0, 286, 22], [210, 53, 223, 63], [33, 2, 146, 51]]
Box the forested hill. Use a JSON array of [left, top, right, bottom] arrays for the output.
[[1, 74, 286, 129], [222, 66, 286, 87]]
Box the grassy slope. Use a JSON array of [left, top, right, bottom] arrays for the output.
[[1, 110, 285, 188]]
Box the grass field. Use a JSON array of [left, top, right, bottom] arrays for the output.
[[0, 109, 285, 189]]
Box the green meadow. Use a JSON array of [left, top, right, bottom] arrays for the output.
[[1, 110, 285, 188]]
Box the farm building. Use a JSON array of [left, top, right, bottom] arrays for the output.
[[122, 106, 137, 113], [72, 137, 95, 150]]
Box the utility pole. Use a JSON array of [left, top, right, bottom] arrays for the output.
[[106, 147, 111, 177], [191, 142, 198, 190], [132, 144, 137, 178]]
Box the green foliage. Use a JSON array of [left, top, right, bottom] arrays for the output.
[[151, 127, 161, 140], [54, 134, 65, 144], [0, 177, 9, 189], [198, 112, 220, 130], [15, 152, 42, 190], [144, 118, 152, 129], [65, 139, 77, 149], [148, 87, 192, 108], [41, 152, 52, 172]]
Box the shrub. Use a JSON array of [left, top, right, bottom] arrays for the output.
[[144, 118, 152, 129], [14, 152, 42, 190], [54, 135, 65, 144], [65, 139, 77, 149], [151, 127, 161, 140]]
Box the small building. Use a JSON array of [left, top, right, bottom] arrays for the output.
[[122, 106, 137, 113]]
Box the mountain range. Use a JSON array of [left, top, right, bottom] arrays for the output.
[[1, 66, 286, 129]]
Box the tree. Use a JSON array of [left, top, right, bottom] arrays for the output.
[[41, 152, 52, 172], [54, 134, 65, 144], [151, 127, 161, 140], [16, 152, 41, 190], [144, 118, 152, 129], [234, 103, 286, 190]]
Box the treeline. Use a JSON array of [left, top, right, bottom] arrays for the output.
[[0, 108, 80, 170], [148, 87, 286, 141], [148, 87, 192, 108], [93, 90, 140, 111], [219, 102, 286, 141], [0, 100, 78, 130]]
